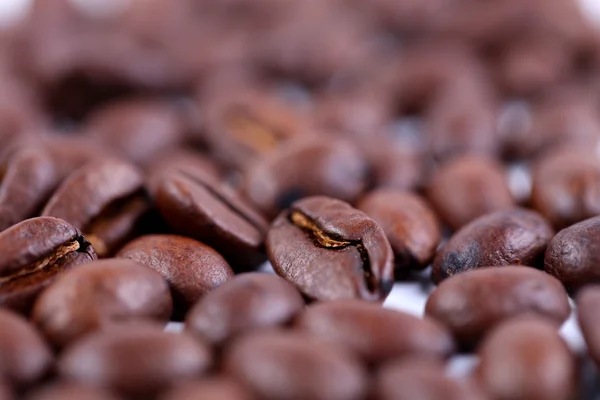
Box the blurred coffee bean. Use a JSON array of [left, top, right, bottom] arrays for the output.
[[146, 148, 223, 191], [24, 383, 119, 400], [427, 155, 515, 230], [432, 208, 554, 283], [425, 266, 570, 347], [357, 189, 441, 273], [475, 318, 575, 400], [117, 234, 234, 319], [267, 196, 394, 301], [32, 259, 172, 348], [577, 286, 600, 370], [158, 378, 252, 400], [186, 273, 305, 347], [0, 216, 96, 313]]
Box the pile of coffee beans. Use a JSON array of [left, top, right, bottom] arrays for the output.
[[1, 0, 600, 398]]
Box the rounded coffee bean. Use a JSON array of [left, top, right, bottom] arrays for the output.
[[432, 208, 554, 283], [24, 383, 118, 400], [186, 273, 305, 346], [425, 266, 570, 347], [223, 331, 367, 400], [545, 216, 600, 292], [158, 378, 252, 400], [357, 189, 440, 272], [294, 300, 454, 364], [117, 234, 234, 319], [427, 155, 514, 230], [475, 318, 575, 400], [59, 324, 212, 398], [577, 286, 600, 369], [266, 196, 394, 301], [33, 259, 172, 347], [0, 216, 96, 313]]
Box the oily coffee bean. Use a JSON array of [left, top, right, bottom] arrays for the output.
[[158, 378, 252, 400], [425, 266, 570, 347], [42, 158, 149, 257], [32, 259, 172, 347], [427, 155, 514, 230], [576, 286, 600, 369], [432, 208, 554, 283], [357, 189, 441, 273], [266, 196, 394, 301], [243, 138, 368, 219], [294, 299, 454, 364], [223, 331, 368, 400], [152, 163, 269, 270], [24, 384, 119, 400], [0, 216, 96, 313], [475, 317, 575, 400], [117, 234, 234, 319], [186, 273, 305, 346], [545, 216, 600, 292], [59, 323, 212, 398], [373, 358, 487, 400], [0, 309, 52, 387]]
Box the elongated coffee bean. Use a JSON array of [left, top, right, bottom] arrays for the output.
[[432, 208, 554, 283], [267, 196, 394, 301]]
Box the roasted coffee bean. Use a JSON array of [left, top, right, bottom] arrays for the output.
[[59, 324, 212, 398], [425, 266, 570, 347], [152, 163, 269, 270], [427, 155, 514, 230], [432, 208, 554, 283], [32, 259, 172, 347], [357, 189, 440, 273], [24, 383, 119, 400], [373, 358, 486, 400], [0, 216, 96, 313], [294, 300, 454, 364], [577, 286, 600, 369], [243, 138, 368, 219], [42, 158, 149, 257], [158, 378, 252, 400], [223, 331, 368, 400], [0, 309, 52, 387], [186, 273, 304, 346], [475, 317, 575, 400], [117, 234, 234, 319], [267, 196, 394, 301], [545, 216, 600, 292]]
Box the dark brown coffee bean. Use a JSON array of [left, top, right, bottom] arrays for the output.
[[59, 324, 212, 398], [475, 317, 575, 400], [223, 331, 367, 400], [243, 138, 368, 219], [117, 234, 234, 319], [42, 158, 149, 257], [294, 300, 454, 364], [32, 259, 172, 348], [186, 273, 304, 346], [267, 196, 394, 301], [545, 216, 600, 292], [432, 208, 554, 283], [576, 286, 600, 369], [425, 266, 570, 347], [158, 378, 252, 400], [0, 309, 52, 387], [152, 164, 268, 270], [373, 358, 487, 400], [24, 383, 119, 400], [357, 189, 440, 272], [427, 155, 514, 230], [0, 216, 96, 313]]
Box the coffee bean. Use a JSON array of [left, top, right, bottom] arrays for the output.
[[545, 216, 600, 292], [223, 331, 368, 400], [243, 138, 368, 219], [117, 234, 234, 319], [425, 266, 570, 347], [32, 259, 172, 348], [24, 383, 118, 400], [186, 273, 305, 346], [158, 378, 252, 400], [59, 323, 212, 398], [294, 300, 454, 364], [0, 216, 96, 313], [357, 189, 441, 273], [42, 158, 149, 257], [432, 208, 554, 283], [427, 155, 514, 230], [576, 286, 600, 369], [267, 196, 394, 301], [475, 317, 575, 400]]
